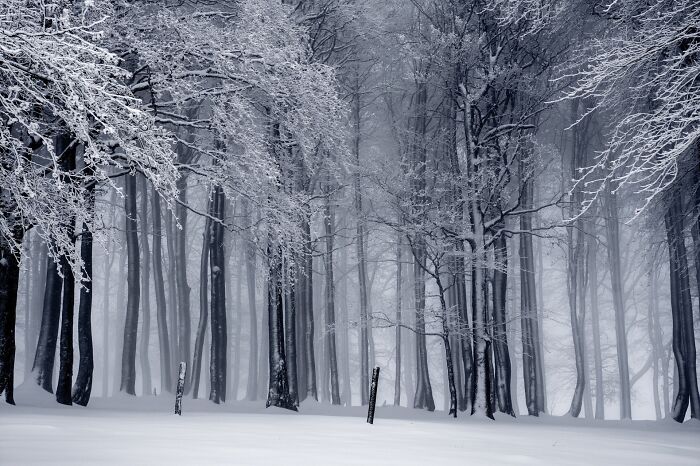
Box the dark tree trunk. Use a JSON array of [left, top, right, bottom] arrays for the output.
[[32, 253, 62, 392], [394, 231, 402, 406], [323, 185, 340, 405], [191, 197, 211, 399], [165, 208, 179, 377], [151, 189, 172, 393], [209, 186, 227, 404], [175, 179, 191, 387], [352, 72, 371, 406], [665, 188, 700, 421], [120, 173, 140, 395], [0, 237, 22, 404], [412, 238, 435, 411], [603, 189, 632, 419], [72, 172, 96, 406], [139, 175, 152, 396], [285, 261, 299, 405], [518, 148, 545, 416], [56, 249, 74, 405], [265, 242, 296, 411], [302, 217, 317, 400], [492, 233, 514, 416]]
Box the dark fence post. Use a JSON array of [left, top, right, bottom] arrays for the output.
[[175, 362, 187, 415], [367, 366, 380, 424]]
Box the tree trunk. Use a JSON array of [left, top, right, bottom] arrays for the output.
[[242, 199, 259, 401], [265, 242, 296, 411], [139, 175, 152, 396], [151, 188, 172, 393], [56, 245, 75, 405], [285, 259, 299, 405], [352, 72, 371, 406], [492, 233, 514, 416], [209, 186, 227, 404], [587, 220, 604, 419], [165, 208, 179, 377], [191, 197, 211, 399], [120, 173, 140, 395], [0, 236, 22, 404], [394, 231, 402, 406], [32, 253, 62, 392], [72, 175, 96, 405], [302, 217, 317, 400], [175, 179, 191, 388], [603, 189, 632, 419], [665, 188, 700, 421], [323, 185, 340, 405]]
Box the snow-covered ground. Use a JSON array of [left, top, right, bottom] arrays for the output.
[[1, 391, 698, 465]]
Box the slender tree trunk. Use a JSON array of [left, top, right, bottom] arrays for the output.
[[151, 188, 172, 393], [139, 176, 152, 396], [648, 254, 662, 420], [242, 199, 258, 401], [191, 198, 211, 399], [492, 233, 514, 416], [209, 186, 227, 404], [175, 177, 191, 387], [323, 185, 340, 405], [518, 148, 545, 415], [120, 173, 140, 395], [56, 244, 75, 405], [32, 253, 62, 392], [285, 259, 299, 405], [302, 217, 317, 400], [25, 235, 45, 385], [230, 236, 241, 400], [603, 189, 632, 419], [394, 231, 402, 406], [102, 202, 115, 398], [165, 208, 179, 373], [0, 236, 21, 404], [587, 220, 604, 419], [72, 173, 96, 406], [352, 71, 371, 406], [23, 235, 33, 382]]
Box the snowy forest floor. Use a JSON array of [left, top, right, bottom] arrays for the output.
[[1, 389, 699, 465]]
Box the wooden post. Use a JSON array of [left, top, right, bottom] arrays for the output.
[[175, 362, 186, 415], [367, 366, 380, 424]]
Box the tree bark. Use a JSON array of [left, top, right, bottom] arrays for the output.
[[120, 173, 140, 395], [209, 186, 227, 404], [587, 219, 604, 419], [323, 184, 340, 405], [302, 217, 317, 400], [139, 175, 152, 396], [32, 253, 62, 392], [56, 245, 75, 405], [394, 231, 402, 406], [242, 199, 259, 401], [265, 241, 296, 411], [191, 197, 211, 399], [151, 188, 172, 393], [72, 174, 96, 406], [603, 189, 632, 419], [0, 237, 22, 404], [665, 188, 700, 421], [492, 233, 514, 416]]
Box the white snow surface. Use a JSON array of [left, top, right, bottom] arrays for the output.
[[1, 388, 699, 465]]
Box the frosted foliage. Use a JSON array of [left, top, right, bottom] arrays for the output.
[[0, 0, 178, 266]]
